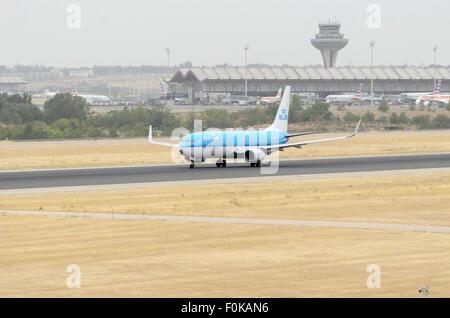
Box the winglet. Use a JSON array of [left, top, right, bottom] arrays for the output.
[[147, 125, 179, 147], [353, 119, 361, 136]]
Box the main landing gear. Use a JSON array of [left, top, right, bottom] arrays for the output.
[[216, 160, 227, 168], [250, 160, 261, 168], [189, 161, 195, 169]]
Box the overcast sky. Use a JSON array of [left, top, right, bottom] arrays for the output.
[[0, 0, 448, 68]]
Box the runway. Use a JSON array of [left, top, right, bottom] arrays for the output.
[[1, 153, 450, 190]]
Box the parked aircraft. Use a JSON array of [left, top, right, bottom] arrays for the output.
[[260, 88, 282, 104], [360, 93, 385, 104], [325, 84, 363, 105], [416, 92, 450, 107], [71, 82, 110, 104], [399, 80, 441, 101]]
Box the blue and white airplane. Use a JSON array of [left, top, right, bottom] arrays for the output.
[[149, 86, 361, 168]]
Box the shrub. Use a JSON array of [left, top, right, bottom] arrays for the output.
[[378, 99, 389, 112], [343, 111, 360, 122]]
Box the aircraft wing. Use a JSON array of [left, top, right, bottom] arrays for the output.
[[285, 131, 327, 138], [148, 125, 179, 147], [261, 120, 361, 151]]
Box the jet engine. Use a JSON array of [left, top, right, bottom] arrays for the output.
[[245, 149, 266, 163]]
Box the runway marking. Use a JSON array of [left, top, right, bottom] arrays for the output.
[[1, 209, 450, 234], [1, 167, 450, 195]]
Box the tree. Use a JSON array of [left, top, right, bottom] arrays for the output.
[[44, 93, 88, 123], [389, 112, 399, 124], [362, 111, 375, 122], [409, 101, 416, 111], [343, 111, 360, 122], [445, 101, 450, 112], [378, 99, 389, 112], [299, 101, 332, 122], [376, 115, 388, 124], [398, 111, 410, 124], [411, 115, 430, 129], [289, 95, 303, 123], [432, 114, 450, 129], [201, 109, 230, 129]]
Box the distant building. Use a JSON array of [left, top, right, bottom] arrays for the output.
[[311, 20, 348, 68], [169, 65, 450, 99], [0, 74, 28, 92], [69, 68, 94, 78], [27, 68, 64, 80]]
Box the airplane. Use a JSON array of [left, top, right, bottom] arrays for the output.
[[260, 88, 282, 104], [71, 82, 111, 104], [325, 84, 363, 105], [44, 90, 58, 98], [416, 92, 450, 107], [399, 80, 441, 101], [360, 93, 385, 105], [148, 86, 361, 169]]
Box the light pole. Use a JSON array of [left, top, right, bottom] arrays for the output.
[[370, 41, 375, 107], [245, 44, 249, 97], [433, 45, 438, 87], [165, 48, 171, 80]]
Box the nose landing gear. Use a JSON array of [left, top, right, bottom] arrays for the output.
[[216, 160, 227, 168], [250, 160, 261, 167]]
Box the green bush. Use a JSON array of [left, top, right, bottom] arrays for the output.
[[432, 114, 450, 129], [378, 99, 389, 112], [411, 115, 430, 129], [362, 111, 375, 122], [44, 93, 88, 123], [343, 111, 360, 122], [0, 126, 7, 139], [377, 115, 388, 124], [299, 102, 332, 122], [398, 111, 410, 124]]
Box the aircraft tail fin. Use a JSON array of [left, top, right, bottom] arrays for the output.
[[71, 81, 78, 96], [432, 79, 441, 95], [354, 83, 363, 98], [276, 88, 282, 98], [266, 86, 290, 132], [159, 79, 166, 94]]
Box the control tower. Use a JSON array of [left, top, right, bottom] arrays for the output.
[[311, 20, 348, 68]]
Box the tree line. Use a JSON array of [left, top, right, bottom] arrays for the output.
[[1, 93, 450, 140]]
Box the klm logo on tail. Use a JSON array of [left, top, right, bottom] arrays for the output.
[[279, 109, 288, 121]]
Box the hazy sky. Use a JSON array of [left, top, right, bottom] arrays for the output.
[[0, 0, 448, 67]]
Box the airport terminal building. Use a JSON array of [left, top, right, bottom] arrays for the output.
[[169, 66, 450, 99], [0, 75, 28, 92]]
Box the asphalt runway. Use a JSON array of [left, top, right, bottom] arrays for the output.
[[1, 153, 450, 190]]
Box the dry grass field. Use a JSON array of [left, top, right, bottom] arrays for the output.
[[1, 130, 450, 170], [1, 171, 450, 297], [1, 214, 449, 297], [1, 172, 450, 227]]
